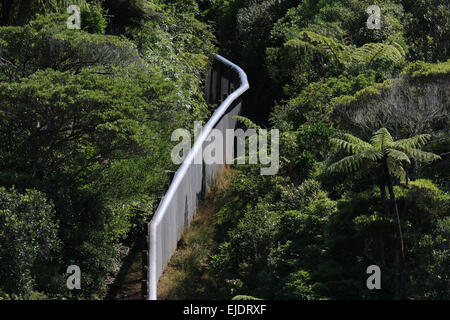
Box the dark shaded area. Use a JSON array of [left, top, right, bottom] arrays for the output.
[[105, 239, 146, 300]]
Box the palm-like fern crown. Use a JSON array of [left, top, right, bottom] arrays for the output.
[[328, 128, 441, 182], [286, 31, 405, 68]]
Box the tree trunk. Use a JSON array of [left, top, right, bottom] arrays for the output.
[[394, 247, 400, 300], [385, 172, 404, 257], [378, 183, 390, 219], [378, 183, 389, 268], [383, 160, 407, 299]]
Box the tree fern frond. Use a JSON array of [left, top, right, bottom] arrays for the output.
[[330, 138, 360, 154], [285, 39, 328, 56], [352, 43, 404, 66], [331, 134, 373, 154], [387, 157, 407, 183], [289, 31, 350, 65], [387, 148, 411, 164], [328, 150, 379, 174], [342, 133, 373, 152], [363, 150, 384, 161], [400, 148, 441, 163], [233, 115, 260, 130], [371, 128, 393, 149], [390, 41, 406, 57], [393, 134, 431, 149], [328, 154, 365, 173]]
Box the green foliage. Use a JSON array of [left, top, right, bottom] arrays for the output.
[[231, 294, 262, 300], [402, 0, 450, 62], [0, 188, 59, 297], [266, 0, 407, 95], [210, 177, 338, 299], [130, 1, 215, 120], [277, 270, 318, 300], [0, 0, 448, 301], [0, 13, 139, 81], [395, 180, 449, 299], [352, 42, 405, 65], [203, 0, 449, 300], [80, 2, 108, 34], [268, 30, 405, 94], [0, 66, 179, 188], [403, 60, 450, 79], [0, 1, 216, 299]]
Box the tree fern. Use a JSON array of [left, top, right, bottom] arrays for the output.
[[286, 30, 405, 68], [328, 127, 441, 184], [328, 128, 440, 298], [285, 31, 349, 66], [352, 43, 405, 66]]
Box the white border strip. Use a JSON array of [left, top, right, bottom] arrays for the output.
[[148, 54, 249, 300]]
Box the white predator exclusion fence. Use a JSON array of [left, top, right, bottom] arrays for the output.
[[147, 55, 250, 300]]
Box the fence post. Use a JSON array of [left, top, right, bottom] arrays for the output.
[[143, 223, 150, 299]]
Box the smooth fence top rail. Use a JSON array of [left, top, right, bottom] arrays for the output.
[[148, 54, 249, 300]]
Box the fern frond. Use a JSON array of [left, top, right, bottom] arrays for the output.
[[328, 154, 364, 173], [233, 115, 260, 130], [330, 138, 356, 154], [386, 148, 411, 164], [285, 39, 327, 55], [362, 150, 384, 162], [328, 150, 379, 174], [287, 31, 350, 65], [232, 295, 262, 300], [393, 134, 431, 149], [331, 136, 371, 154], [387, 157, 407, 183], [400, 148, 441, 163], [352, 43, 404, 66], [342, 133, 373, 152], [390, 41, 406, 57], [371, 128, 393, 149]]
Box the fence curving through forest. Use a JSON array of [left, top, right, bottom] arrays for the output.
[[147, 55, 250, 300]]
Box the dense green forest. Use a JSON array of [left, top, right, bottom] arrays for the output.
[[0, 0, 215, 299], [0, 0, 449, 300], [203, 0, 449, 300]]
